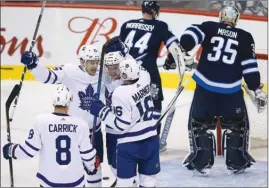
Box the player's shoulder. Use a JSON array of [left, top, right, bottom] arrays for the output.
[[113, 84, 132, 101], [69, 116, 88, 129], [35, 113, 54, 121]]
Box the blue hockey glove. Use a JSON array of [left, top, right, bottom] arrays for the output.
[[21, 51, 38, 70], [3, 143, 17, 160], [89, 100, 106, 117], [106, 42, 129, 56]]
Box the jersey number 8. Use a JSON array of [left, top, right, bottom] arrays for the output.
[[56, 135, 71, 165], [207, 36, 238, 65]]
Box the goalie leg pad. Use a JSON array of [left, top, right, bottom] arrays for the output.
[[183, 118, 217, 173], [221, 117, 256, 173]]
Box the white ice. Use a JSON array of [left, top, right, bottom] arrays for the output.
[[1, 81, 267, 187]]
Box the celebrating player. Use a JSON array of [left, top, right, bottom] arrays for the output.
[[19, 45, 104, 186], [178, 6, 267, 174], [2, 85, 98, 187], [89, 58, 160, 187]]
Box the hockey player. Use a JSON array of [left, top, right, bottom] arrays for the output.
[[103, 51, 125, 177], [89, 58, 160, 187], [177, 6, 267, 174], [19, 45, 104, 186], [117, 1, 181, 151], [2, 85, 98, 187]]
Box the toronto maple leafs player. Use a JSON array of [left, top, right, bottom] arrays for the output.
[[103, 51, 125, 178], [118, 1, 182, 151], [177, 6, 268, 174], [2, 85, 98, 187], [20, 45, 104, 186], [89, 58, 160, 187]]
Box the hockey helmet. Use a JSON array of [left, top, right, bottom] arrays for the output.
[[119, 58, 140, 81], [52, 85, 73, 107], [219, 6, 240, 27], [142, 1, 160, 19]]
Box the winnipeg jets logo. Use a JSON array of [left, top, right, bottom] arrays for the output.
[[78, 84, 98, 111]]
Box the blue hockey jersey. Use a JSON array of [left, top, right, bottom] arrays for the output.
[[180, 21, 261, 94], [119, 18, 178, 84]]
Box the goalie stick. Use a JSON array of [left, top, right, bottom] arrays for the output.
[[159, 62, 198, 151], [5, 2, 46, 187]]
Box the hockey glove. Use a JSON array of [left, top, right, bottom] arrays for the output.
[[89, 100, 106, 117], [84, 156, 100, 175], [21, 51, 38, 70], [184, 53, 195, 71], [254, 84, 267, 113], [163, 53, 176, 70], [3, 143, 17, 160], [106, 41, 129, 57]]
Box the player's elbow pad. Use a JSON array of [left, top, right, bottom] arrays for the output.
[[244, 73, 261, 91], [179, 34, 196, 52]]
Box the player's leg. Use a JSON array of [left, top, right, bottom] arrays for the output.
[[138, 136, 160, 187], [219, 90, 255, 174], [106, 133, 118, 176], [87, 125, 104, 187], [182, 85, 217, 174], [116, 142, 138, 187]]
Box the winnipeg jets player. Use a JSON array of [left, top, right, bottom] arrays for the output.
[[178, 6, 267, 174], [90, 58, 160, 187], [2, 85, 98, 187], [20, 45, 103, 186]]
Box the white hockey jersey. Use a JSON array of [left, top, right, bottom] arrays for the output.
[[99, 68, 157, 144], [31, 63, 102, 132], [12, 113, 96, 187]]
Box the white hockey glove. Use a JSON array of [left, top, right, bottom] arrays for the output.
[[254, 84, 267, 113], [184, 53, 195, 71]]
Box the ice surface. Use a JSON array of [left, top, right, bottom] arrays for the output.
[[1, 81, 267, 187]]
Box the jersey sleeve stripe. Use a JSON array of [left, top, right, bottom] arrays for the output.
[[243, 68, 259, 75], [82, 154, 95, 162], [44, 71, 52, 84], [182, 30, 199, 45], [241, 59, 257, 66], [114, 118, 125, 131], [19, 145, 34, 158], [80, 147, 94, 154], [190, 25, 205, 41], [166, 36, 178, 47], [25, 141, 40, 151], [87, 179, 102, 184], [50, 70, 58, 84], [37, 173, 85, 187]]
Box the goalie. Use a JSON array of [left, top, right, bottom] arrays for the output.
[[175, 6, 267, 175]]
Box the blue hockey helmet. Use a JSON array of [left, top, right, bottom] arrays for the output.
[[142, 1, 160, 19]]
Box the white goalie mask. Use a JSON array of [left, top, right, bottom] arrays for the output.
[[119, 58, 140, 81], [219, 6, 240, 27], [52, 85, 73, 107], [104, 51, 125, 80]]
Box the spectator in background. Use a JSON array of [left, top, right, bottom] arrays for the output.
[[244, 1, 268, 16]]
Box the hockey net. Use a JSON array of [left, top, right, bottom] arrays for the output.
[[216, 54, 268, 155]]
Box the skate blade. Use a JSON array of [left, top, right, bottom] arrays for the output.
[[193, 168, 211, 177], [227, 168, 245, 175]]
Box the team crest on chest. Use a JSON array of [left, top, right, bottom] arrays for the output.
[[78, 84, 98, 111]]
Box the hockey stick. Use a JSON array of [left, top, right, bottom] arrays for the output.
[[4, 2, 46, 187], [91, 36, 121, 144], [159, 62, 198, 151]]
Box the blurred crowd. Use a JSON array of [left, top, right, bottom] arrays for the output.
[[3, 1, 268, 16]]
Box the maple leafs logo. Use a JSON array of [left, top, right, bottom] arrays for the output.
[[78, 84, 98, 112]]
